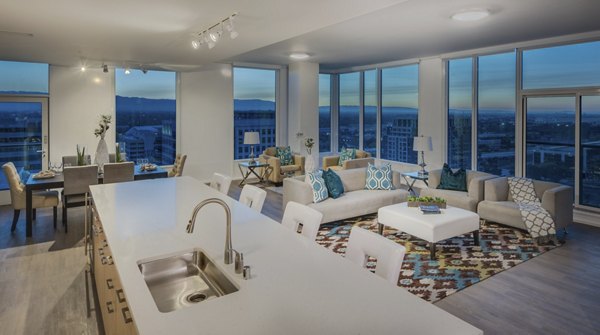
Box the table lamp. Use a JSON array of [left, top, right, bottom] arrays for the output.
[[413, 135, 433, 176], [244, 131, 260, 164]]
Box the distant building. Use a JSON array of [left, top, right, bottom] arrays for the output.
[[0, 112, 42, 189], [382, 116, 417, 163], [234, 111, 276, 160]]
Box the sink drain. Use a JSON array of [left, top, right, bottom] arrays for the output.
[[186, 292, 207, 303]]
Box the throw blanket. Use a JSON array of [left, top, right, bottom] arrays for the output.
[[508, 177, 559, 245]]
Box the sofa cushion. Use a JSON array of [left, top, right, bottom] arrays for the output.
[[338, 148, 356, 166], [307, 171, 328, 203], [438, 164, 467, 191], [276, 146, 294, 166], [337, 168, 368, 192], [420, 188, 478, 212], [322, 169, 344, 199], [365, 163, 393, 190], [478, 200, 525, 230]]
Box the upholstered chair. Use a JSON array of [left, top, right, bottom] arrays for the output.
[[345, 227, 406, 286], [420, 169, 496, 212], [259, 147, 305, 184], [478, 177, 573, 232], [281, 201, 323, 241], [210, 173, 232, 195], [103, 162, 134, 184], [322, 149, 374, 171], [168, 154, 187, 177], [62, 165, 98, 232], [2, 162, 59, 232], [239, 184, 267, 213]]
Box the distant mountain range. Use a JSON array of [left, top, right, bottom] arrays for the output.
[[234, 99, 275, 111]]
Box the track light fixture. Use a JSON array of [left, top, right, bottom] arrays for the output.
[[124, 68, 131, 75], [102, 64, 108, 73], [191, 12, 238, 51]]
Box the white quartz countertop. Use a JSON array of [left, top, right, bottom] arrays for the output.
[[90, 176, 482, 335]]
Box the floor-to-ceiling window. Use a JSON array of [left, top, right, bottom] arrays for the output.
[[115, 69, 176, 165], [0, 61, 49, 190], [447, 58, 473, 169], [338, 72, 360, 149], [380, 64, 419, 163], [580, 95, 600, 208], [363, 70, 378, 156], [319, 74, 331, 153], [233, 67, 277, 160]]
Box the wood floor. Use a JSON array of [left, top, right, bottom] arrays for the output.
[[1, 180, 599, 335]]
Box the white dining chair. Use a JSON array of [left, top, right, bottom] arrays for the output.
[[345, 226, 406, 286], [210, 172, 232, 195], [239, 184, 267, 213], [281, 201, 323, 241], [103, 162, 134, 184]]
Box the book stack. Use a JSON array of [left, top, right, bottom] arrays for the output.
[[419, 204, 441, 214]]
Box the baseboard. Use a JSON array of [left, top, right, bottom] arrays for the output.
[[574, 208, 600, 228]]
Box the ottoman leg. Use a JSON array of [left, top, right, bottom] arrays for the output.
[[378, 223, 384, 235], [473, 230, 480, 246], [430, 242, 436, 260]]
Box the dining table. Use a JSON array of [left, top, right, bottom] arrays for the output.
[[23, 165, 168, 237]]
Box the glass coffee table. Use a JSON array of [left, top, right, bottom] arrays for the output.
[[401, 171, 429, 195], [238, 161, 272, 186]]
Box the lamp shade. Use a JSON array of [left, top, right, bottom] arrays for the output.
[[243, 131, 260, 145], [413, 136, 432, 152]]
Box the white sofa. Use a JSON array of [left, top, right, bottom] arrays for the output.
[[283, 167, 409, 224]]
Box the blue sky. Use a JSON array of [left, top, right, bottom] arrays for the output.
[[234, 67, 276, 101], [0, 61, 48, 93], [116, 69, 175, 99]]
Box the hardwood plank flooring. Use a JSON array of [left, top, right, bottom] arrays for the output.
[[1, 180, 598, 335]]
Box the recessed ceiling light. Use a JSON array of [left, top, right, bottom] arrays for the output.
[[451, 9, 490, 22], [289, 52, 310, 60]]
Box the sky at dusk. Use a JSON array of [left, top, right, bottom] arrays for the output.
[[0, 60, 48, 93], [116, 69, 175, 99], [234, 67, 276, 102]]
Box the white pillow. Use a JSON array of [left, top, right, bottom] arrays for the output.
[[307, 171, 328, 203]]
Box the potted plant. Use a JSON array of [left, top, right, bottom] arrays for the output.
[[76, 145, 86, 166], [407, 196, 447, 209]]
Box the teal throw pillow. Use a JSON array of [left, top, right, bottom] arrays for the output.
[[437, 163, 467, 192], [308, 171, 329, 203], [276, 146, 294, 166], [365, 163, 394, 190], [322, 169, 345, 199], [338, 148, 356, 166]]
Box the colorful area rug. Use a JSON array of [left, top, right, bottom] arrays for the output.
[[315, 214, 558, 303]]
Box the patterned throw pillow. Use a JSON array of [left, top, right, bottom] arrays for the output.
[[308, 171, 329, 203], [365, 163, 394, 190], [437, 163, 467, 192], [338, 148, 356, 166], [322, 169, 345, 199], [276, 146, 294, 166]]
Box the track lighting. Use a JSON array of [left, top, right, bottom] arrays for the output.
[[191, 12, 238, 50], [142, 68, 148, 74], [102, 64, 108, 73], [80, 66, 86, 72], [124, 68, 131, 75]]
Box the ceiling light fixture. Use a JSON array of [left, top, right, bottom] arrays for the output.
[[80, 66, 86, 72], [124, 68, 131, 75], [289, 52, 311, 60], [102, 64, 108, 73], [191, 12, 238, 51], [451, 9, 490, 21]]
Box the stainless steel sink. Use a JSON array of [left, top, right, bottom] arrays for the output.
[[138, 249, 239, 313]]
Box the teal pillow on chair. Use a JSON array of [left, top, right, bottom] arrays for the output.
[[322, 169, 345, 198], [276, 146, 294, 166], [437, 163, 467, 192], [307, 171, 328, 203], [365, 163, 394, 190], [338, 148, 356, 166]]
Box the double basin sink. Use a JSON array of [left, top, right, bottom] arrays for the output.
[[138, 249, 239, 313]]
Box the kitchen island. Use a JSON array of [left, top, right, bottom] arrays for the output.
[[90, 176, 482, 335]]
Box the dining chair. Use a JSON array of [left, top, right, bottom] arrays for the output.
[[345, 226, 406, 286], [281, 201, 323, 241], [210, 172, 232, 195], [62, 155, 91, 167], [62, 165, 99, 232], [239, 184, 267, 213], [103, 162, 134, 184], [168, 154, 187, 177], [2, 162, 59, 232]]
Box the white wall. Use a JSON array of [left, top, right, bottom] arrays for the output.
[[287, 62, 319, 163], [179, 64, 234, 182], [49, 65, 115, 164], [417, 57, 445, 170]]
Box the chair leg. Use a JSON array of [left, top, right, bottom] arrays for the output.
[[63, 201, 68, 233], [11, 210, 20, 232], [53, 206, 57, 230], [32, 208, 36, 220]]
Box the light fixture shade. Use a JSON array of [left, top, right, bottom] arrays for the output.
[[230, 30, 239, 39], [191, 40, 200, 49], [451, 9, 490, 21], [244, 132, 260, 145], [413, 136, 433, 152]]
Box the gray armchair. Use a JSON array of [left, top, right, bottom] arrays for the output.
[[478, 177, 573, 231], [420, 169, 496, 212]]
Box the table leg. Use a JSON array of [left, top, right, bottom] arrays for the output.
[[473, 230, 480, 246], [238, 165, 249, 186], [429, 242, 436, 260], [378, 223, 384, 235], [249, 166, 263, 181], [402, 175, 417, 195], [26, 188, 33, 237]]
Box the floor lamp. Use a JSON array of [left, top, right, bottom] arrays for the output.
[[244, 131, 260, 164], [413, 135, 432, 176]]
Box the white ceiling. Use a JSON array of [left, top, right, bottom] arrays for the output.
[[1, 0, 600, 72]]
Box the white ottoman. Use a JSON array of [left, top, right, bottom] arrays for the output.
[[378, 202, 480, 260]]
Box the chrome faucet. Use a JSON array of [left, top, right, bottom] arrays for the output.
[[186, 198, 234, 264]]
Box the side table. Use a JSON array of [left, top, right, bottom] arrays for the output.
[[238, 161, 272, 186], [401, 171, 429, 195]]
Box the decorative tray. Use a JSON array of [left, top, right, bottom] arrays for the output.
[[33, 171, 56, 179]]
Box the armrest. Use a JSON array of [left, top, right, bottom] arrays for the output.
[[468, 175, 497, 202], [392, 170, 402, 189], [264, 156, 282, 177], [427, 169, 442, 189], [343, 157, 374, 170], [483, 177, 509, 201], [541, 185, 573, 228], [322, 156, 340, 170], [283, 177, 313, 206], [293, 154, 305, 171]]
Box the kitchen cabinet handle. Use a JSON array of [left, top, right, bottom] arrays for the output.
[[121, 307, 133, 324], [106, 301, 114, 314], [116, 289, 126, 303], [106, 278, 114, 290]]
